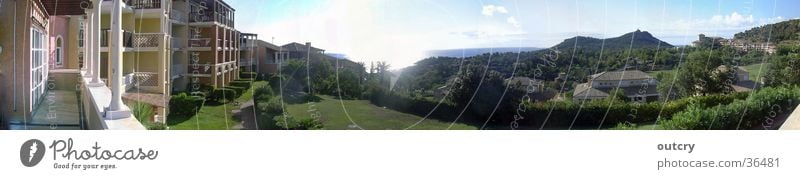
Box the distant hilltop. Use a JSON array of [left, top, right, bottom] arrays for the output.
[[551, 30, 674, 51], [426, 47, 542, 58]]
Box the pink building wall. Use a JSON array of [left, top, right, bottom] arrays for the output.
[[49, 16, 70, 69]]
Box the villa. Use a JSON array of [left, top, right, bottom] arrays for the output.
[[572, 70, 660, 102]]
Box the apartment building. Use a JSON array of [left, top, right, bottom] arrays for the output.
[[281, 42, 324, 59], [171, 0, 240, 93], [239, 33, 280, 75], [573, 70, 660, 102]]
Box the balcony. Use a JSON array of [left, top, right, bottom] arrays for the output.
[[123, 72, 160, 91], [102, 30, 163, 49], [240, 58, 254, 66], [171, 64, 185, 79], [189, 12, 234, 27], [188, 38, 212, 47], [132, 33, 163, 47], [169, 9, 187, 23], [101, 29, 133, 48], [185, 63, 215, 77], [171, 37, 186, 49], [104, 0, 161, 9]]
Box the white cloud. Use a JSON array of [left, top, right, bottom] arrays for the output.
[[507, 16, 520, 28], [482, 5, 508, 17], [710, 12, 754, 27]]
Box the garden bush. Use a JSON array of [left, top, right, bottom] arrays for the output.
[[223, 86, 246, 97], [254, 83, 274, 101], [230, 81, 251, 89], [211, 88, 237, 102], [509, 91, 752, 129], [169, 93, 204, 116], [661, 86, 800, 130], [273, 115, 324, 130]]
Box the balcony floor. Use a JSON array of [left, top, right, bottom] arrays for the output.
[[8, 90, 83, 130]]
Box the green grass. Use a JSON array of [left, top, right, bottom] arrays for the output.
[[647, 69, 674, 77], [282, 95, 477, 130], [168, 81, 266, 130], [742, 63, 771, 83]]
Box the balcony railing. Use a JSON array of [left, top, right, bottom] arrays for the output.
[[124, 72, 159, 90], [102, 30, 162, 48], [188, 38, 212, 47], [103, 0, 161, 9], [132, 33, 162, 48], [189, 12, 234, 27]]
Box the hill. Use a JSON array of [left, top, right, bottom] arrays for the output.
[[734, 19, 800, 43], [426, 47, 542, 58], [552, 30, 673, 51]]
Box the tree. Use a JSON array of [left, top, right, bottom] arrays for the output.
[[448, 64, 505, 118], [335, 69, 362, 99], [765, 53, 800, 86], [674, 50, 733, 97]]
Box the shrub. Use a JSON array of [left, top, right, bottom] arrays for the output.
[[661, 86, 800, 130], [274, 115, 324, 130], [130, 101, 153, 123], [258, 97, 284, 116], [144, 122, 167, 130], [230, 81, 251, 89], [254, 83, 274, 101], [169, 93, 204, 116], [224, 86, 246, 97], [211, 88, 237, 102]]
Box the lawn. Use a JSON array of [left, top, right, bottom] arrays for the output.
[[742, 63, 771, 83], [647, 69, 674, 77], [167, 81, 266, 130], [282, 95, 477, 130]]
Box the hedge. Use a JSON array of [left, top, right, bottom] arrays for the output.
[[230, 81, 252, 89], [240, 72, 257, 79], [661, 86, 800, 130], [510, 92, 751, 129], [211, 88, 237, 102], [169, 93, 205, 116]]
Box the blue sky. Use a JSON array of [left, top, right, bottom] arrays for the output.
[[228, 0, 800, 69]]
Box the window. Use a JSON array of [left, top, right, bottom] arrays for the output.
[[56, 37, 63, 66], [30, 27, 48, 110]]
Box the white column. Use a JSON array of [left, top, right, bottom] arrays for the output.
[[83, 11, 92, 75], [106, 0, 130, 119], [90, 0, 103, 85]]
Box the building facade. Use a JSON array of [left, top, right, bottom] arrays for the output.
[[0, 0, 52, 129], [573, 70, 660, 102], [171, 0, 240, 93]]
